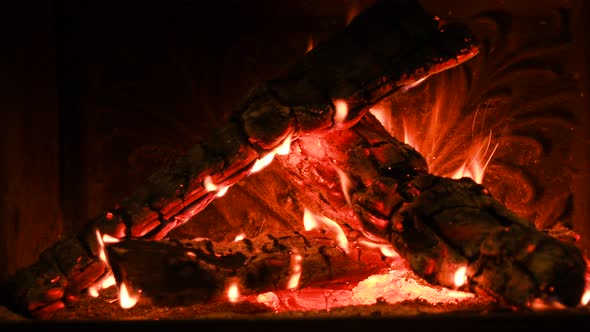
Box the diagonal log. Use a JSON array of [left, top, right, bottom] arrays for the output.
[[3, 0, 478, 318]]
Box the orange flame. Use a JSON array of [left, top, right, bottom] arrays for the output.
[[306, 37, 314, 53], [453, 266, 468, 288], [203, 175, 230, 197], [356, 239, 399, 258], [227, 279, 240, 303], [102, 234, 120, 244], [287, 252, 303, 290], [333, 166, 352, 206], [95, 229, 109, 265], [333, 99, 348, 127], [369, 95, 499, 185], [118, 282, 140, 309], [250, 133, 293, 174], [303, 208, 349, 253], [88, 273, 116, 298], [233, 232, 246, 242]]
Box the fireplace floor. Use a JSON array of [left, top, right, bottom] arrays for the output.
[[1, 286, 590, 331]]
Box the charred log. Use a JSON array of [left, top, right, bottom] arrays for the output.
[[3, 0, 477, 318], [105, 232, 389, 307]]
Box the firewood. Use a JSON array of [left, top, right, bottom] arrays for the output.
[[105, 232, 389, 306], [4, 0, 478, 318]]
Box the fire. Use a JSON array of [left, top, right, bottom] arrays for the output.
[[582, 290, 590, 306], [118, 282, 140, 309], [450, 132, 498, 184], [453, 266, 468, 288], [306, 37, 314, 53], [345, 5, 360, 26], [303, 208, 349, 253], [227, 279, 240, 303], [356, 239, 399, 258], [233, 232, 246, 242], [333, 166, 353, 206], [95, 229, 109, 264], [287, 252, 303, 290], [203, 175, 230, 197], [333, 99, 348, 127], [87, 273, 116, 298], [255, 257, 475, 311], [102, 234, 120, 244], [250, 133, 293, 174], [369, 84, 500, 185]]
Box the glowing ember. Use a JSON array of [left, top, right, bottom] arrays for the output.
[[453, 266, 468, 287], [87, 273, 116, 298], [287, 252, 303, 290], [255, 257, 475, 311], [102, 234, 120, 244], [233, 232, 246, 242], [333, 166, 352, 206], [227, 280, 240, 303], [203, 176, 230, 197], [185, 251, 197, 258], [118, 282, 140, 309], [303, 208, 349, 253], [333, 99, 348, 127], [352, 263, 474, 306], [582, 290, 590, 306], [256, 292, 280, 311], [529, 298, 567, 311]]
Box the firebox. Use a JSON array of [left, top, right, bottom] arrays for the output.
[[2, 0, 590, 328]]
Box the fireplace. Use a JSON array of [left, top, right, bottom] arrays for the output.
[[2, 0, 590, 327]]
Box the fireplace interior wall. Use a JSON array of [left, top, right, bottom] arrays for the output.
[[1, 0, 589, 303]]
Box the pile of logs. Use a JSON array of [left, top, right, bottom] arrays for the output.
[[3, 0, 586, 319]]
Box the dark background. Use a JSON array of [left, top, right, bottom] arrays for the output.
[[2, 0, 589, 283]]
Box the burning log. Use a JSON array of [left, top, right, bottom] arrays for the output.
[[3, 0, 478, 318], [5, 0, 586, 319], [103, 232, 389, 307]]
